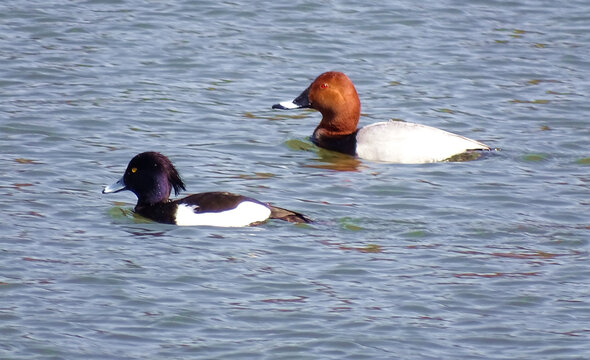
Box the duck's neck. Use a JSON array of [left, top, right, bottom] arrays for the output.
[[314, 108, 360, 137], [136, 180, 171, 206]]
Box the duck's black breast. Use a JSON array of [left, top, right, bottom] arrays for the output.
[[134, 202, 178, 224], [311, 131, 358, 156]]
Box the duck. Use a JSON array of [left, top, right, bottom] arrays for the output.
[[272, 71, 491, 164], [102, 152, 311, 227]]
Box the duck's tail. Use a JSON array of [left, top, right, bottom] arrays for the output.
[[269, 205, 313, 224]]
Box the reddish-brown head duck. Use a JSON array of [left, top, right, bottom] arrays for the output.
[[273, 71, 490, 163]]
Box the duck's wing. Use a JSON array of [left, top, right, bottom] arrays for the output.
[[176, 192, 251, 213]]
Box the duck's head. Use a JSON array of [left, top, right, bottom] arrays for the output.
[[273, 71, 361, 135], [103, 151, 186, 205]]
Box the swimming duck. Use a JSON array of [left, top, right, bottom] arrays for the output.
[[103, 152, 311, 226], [272, 71, 490, 164]]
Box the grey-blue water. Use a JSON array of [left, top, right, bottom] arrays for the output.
[[2, 0, 589, 359]]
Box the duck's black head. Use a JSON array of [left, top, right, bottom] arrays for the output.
[[103, 152, 186, 205]]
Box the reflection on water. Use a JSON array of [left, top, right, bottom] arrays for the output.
[[106, 206, 154, 224], [285, 139, 364, 171]]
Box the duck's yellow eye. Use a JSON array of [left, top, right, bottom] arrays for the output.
[[131, 167, 137, 173]]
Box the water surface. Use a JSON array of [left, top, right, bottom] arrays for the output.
[[1, 0, 589, 359]]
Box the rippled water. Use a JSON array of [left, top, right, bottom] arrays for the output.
[[2, 0, 590, 359]]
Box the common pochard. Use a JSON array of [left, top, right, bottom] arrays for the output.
[[272, 71, 490, 164]]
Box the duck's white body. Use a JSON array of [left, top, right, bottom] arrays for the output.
[[355, 120, 489, 164]]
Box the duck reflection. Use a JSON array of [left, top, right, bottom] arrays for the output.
[[284, 139, 363, 172]]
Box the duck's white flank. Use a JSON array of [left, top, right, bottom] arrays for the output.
[[174, 201, 271, 227], [355, 120, 489, 164]]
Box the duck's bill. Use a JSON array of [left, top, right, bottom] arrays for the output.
[[272, 87, 311, 110], [272, 101, 302, 110], [102, 176, 127, 194]]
